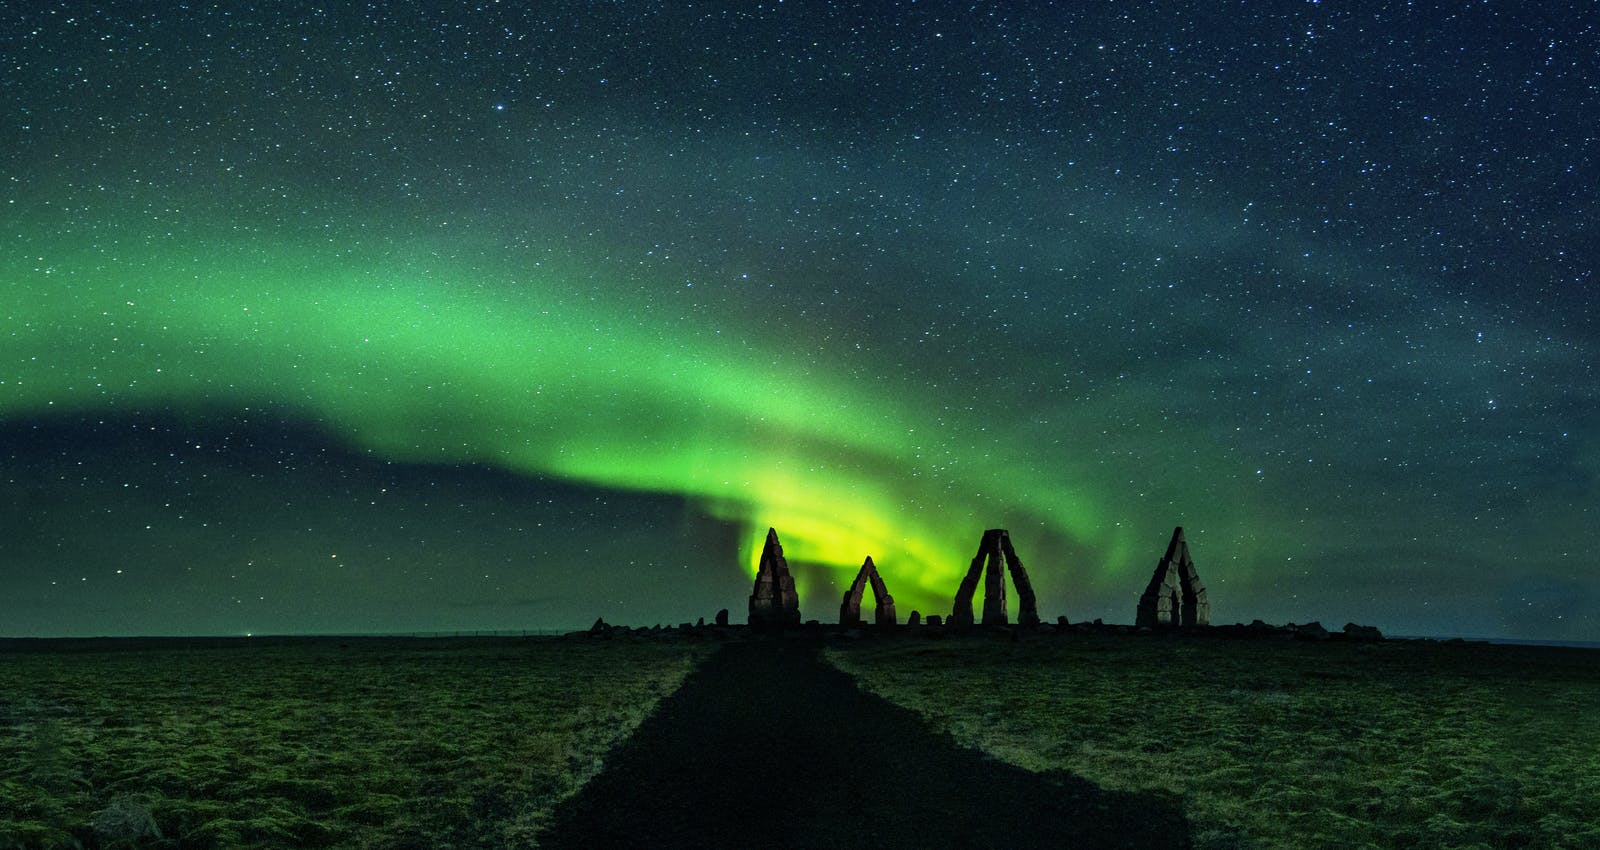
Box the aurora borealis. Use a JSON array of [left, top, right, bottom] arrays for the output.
[[3, 2, 1595, 640]]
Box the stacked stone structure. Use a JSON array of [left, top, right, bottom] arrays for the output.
[[951, 529, 1040, 627], [748, 527, 802, 627], [1135, 526, 1210, 628], [838, 556, 897, 626]]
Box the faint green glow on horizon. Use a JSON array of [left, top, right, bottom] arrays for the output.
[[3, 226, 1156, 615]]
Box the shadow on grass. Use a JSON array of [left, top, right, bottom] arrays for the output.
[[542, 639, 1191, 849]]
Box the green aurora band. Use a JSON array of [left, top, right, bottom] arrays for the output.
[[3, 213, 1250, 618]]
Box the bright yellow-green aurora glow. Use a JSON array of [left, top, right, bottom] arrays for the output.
[[3, 228, 1139, 617]]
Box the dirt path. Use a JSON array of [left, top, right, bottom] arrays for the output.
[[540, 638, 1191, 849]]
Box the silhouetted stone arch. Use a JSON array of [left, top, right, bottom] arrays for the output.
[[952, 529, 1039, 627], [1136, 526, 1210, 627], [748, 527, 801, 627], [839, 557, 897, 626]]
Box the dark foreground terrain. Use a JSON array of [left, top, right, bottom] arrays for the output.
[[830, 632, 1600, 850], [6, 631, 1597, 849], [541, 637, 1191, 850], [0, 637, 704, 849]]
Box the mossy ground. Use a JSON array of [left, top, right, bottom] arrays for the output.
[[0, 637, 706, 849], [827, 634, 1600, 850]]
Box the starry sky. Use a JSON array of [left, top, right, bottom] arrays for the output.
[[2, 1, 1595, 640]]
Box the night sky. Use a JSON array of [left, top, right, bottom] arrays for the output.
[[3, 2, 1595, 640]]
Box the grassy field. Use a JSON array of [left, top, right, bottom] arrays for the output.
[[0, 637, 707, 849], [827, 633, 1600, 850]]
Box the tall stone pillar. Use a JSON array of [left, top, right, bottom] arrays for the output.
[[748, 527, 801, 627], [951, 541, 987, 627], [1000, 534, 1041, 627], [867, 566, 897, 626], [981, 530, 1008, 625]]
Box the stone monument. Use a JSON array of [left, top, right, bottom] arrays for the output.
[[951, 529, 1040, 627], [1135, 526, 1210, 627], [748, 527, 801, 627], [838, 556, 897, 626]]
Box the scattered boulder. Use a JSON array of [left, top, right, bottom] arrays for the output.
[[926, 614, 943, 627], [696, 617, 705, 628], [1294, 621, 1330, 641], [91, 797, 161, 845], [715, 608, 729, 627], [590, 618, 610, 634], [1342, 623, 1383, 641]]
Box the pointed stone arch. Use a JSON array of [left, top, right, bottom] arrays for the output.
[[1136, 526, 1210, 628], [839, 557, 897, 626], [951, 529, 1040, 627], [748, 527, 801, 627]]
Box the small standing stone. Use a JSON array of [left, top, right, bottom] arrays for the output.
[[715, 608, 729, 626]]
